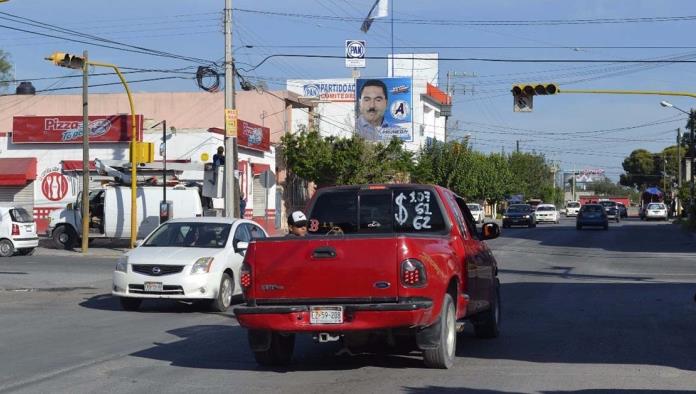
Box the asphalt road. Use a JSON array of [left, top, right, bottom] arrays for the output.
[[1, 217, 696, 393]]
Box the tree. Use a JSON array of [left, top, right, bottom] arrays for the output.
[[620, 149, 659, 189], [507, 151, 553, 200], [0, 50, 11, 92]]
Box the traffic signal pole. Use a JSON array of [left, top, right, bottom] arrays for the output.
[[81, 50, 89, 254]]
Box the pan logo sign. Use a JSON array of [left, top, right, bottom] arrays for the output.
[[303, 84, 320, 97], [44, 118, 112, 142]]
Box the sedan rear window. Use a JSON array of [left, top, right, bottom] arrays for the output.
[[308, 188, 447, 235], [10, 208, 33, 223], [647, 203, 665, 210], [581, 205, 604, 213], [567, 202, 580, 208]]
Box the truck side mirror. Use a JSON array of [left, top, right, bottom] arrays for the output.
[[481, 222, 500, 240]]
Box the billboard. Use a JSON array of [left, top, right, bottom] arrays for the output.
[[287, 79, 355, 102], [12, 115, 143, 144], [355, 77, 413, 142], [237, 119, 270, 152]]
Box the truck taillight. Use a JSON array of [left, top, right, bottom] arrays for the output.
[[240, 263, 252, 289], [401, 259, 427, 287], [11, 224, 19, 236]]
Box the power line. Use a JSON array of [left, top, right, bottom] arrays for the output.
[[0, 76, 194, 96]]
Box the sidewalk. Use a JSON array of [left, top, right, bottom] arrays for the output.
[[35, 238, 129, 258]]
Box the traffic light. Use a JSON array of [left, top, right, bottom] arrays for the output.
[[511, 83, 558, 96], [45, 52, 85, 69]]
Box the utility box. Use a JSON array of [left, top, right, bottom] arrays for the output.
[[203, 163, 224, 198], [159, 200, 173, 224], [130, 141, 155, 164]]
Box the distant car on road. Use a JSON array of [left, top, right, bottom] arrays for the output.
[[576, 204, 609, 230], [535, 204, 560, 224], [565, 201, 581, 217], [467, 203, 484, 223], [617, 202, 628, 218], [502, 204, 536, 228], [643, 202, 668, 221], [0, 206, 38, 257], [599, 200, 620, 223]]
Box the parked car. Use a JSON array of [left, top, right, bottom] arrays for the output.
[[598, 200, 620, 223], [502, 204, 536, 228], [467, 203, 484, 223], [234, 184, 501, 369], [617, 202, 628, 218], [49, 185, 203, 250], [565, 201, 581, 217], [0, 206, 38, 257], [112, 217, 268, 312], [576, 204, 609, 230], [643, 202, 668, 221], [534, 204, 560, 224]]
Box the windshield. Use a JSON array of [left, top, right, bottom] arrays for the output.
[[506, 205, 531, 213], [10, 208, 33, 223], [467, 204, 481, 211], [599, 201, 616, 207], [647, 203, 665, 210], [567, 202, 580, 208], [536, 206, 555, 211], [143, 222, 232, 248], [308, 188, 447, 235]]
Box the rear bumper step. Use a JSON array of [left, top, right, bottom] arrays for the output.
[[234, 298, 433, 315]]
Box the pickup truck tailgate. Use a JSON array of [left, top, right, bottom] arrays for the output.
[[249, 237, 399, 301]]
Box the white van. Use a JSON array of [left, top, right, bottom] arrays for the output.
[[0, 206, 38, 257], [565, 201, 581, 217], [48, 185, 203, 249]]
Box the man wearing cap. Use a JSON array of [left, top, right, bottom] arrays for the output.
[[287, 210, 308, 237]]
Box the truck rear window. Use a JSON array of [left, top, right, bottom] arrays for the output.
[[308, 188, 447, 235]]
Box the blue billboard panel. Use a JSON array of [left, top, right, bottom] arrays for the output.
[[355, 77, 413, 142]]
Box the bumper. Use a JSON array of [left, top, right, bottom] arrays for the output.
[[112, 270, 220, 300], [503, 217, 533, 226], [566, 210, 579, 216], [234, 298, 434, 332], [12, 237, 39, 249], [577, 219, 607, 227], [645, 212, 667, 219], [536, 216, 557, 222]]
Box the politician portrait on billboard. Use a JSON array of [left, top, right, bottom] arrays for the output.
[[355, 77, 412, 142]]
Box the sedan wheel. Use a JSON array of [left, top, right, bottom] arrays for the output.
[[210, 272, 233, 312]]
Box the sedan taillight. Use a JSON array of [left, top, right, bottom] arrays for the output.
[[11, 224, 19, 236]]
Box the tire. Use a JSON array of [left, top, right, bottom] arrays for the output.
[[615, 218, 620, 223], [576, 224, 582, 230], [423, 294, 456, 369], [120, 297, 142, 311], [473, 279, 501, 339], [0, 239, 14, 257], [18, 248, 35, 256], [603, 224, 609, 230], [52, 226, 77, 250], [209, 272, 233, 312], [252, 331, 295, 366]]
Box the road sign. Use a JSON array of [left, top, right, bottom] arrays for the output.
[[514, 94, 533, 112], [345, 40, 366, 68], [224, 109, 238, 136]]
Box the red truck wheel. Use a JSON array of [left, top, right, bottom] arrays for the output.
[[473, 280, 501, 339], [252, 331, 295, 366], [423, 294, 456, 369]]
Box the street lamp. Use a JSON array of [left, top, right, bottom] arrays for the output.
[[661, 100, 696, 222]]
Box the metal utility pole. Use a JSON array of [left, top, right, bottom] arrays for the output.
[[690, 111, 696, 222], [81, 50, 89, 254], [224, 0, 240, 218], [678, 128, 682, 216], [162, 120, 167, 204]]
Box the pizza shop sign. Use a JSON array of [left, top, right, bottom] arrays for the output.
[[12, 115, 143, 144]]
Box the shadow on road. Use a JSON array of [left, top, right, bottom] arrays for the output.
[[121, 280, 696, 372], [78, 293, 244, 314], [402, 388, 695, 393]]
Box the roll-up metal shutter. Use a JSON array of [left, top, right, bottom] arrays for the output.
[[0, 182, 34, 212], [252, 175, 265, 217]]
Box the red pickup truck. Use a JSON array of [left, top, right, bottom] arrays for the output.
[[234, 184, 501, 369]]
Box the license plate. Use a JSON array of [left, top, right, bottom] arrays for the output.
[[25, 225, 33, 231], [310, 306, 343, 324], [144, 282, 163, 292]]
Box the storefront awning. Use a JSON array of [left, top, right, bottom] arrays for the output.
[[62, 160, 97, 171], [0, 157, 37, 186], [251, 163, 271, 175]]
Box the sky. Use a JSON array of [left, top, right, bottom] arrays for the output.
[[3, 0, 696, 181]]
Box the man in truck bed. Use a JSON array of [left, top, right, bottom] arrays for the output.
[[234, 184, 501, 369]]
